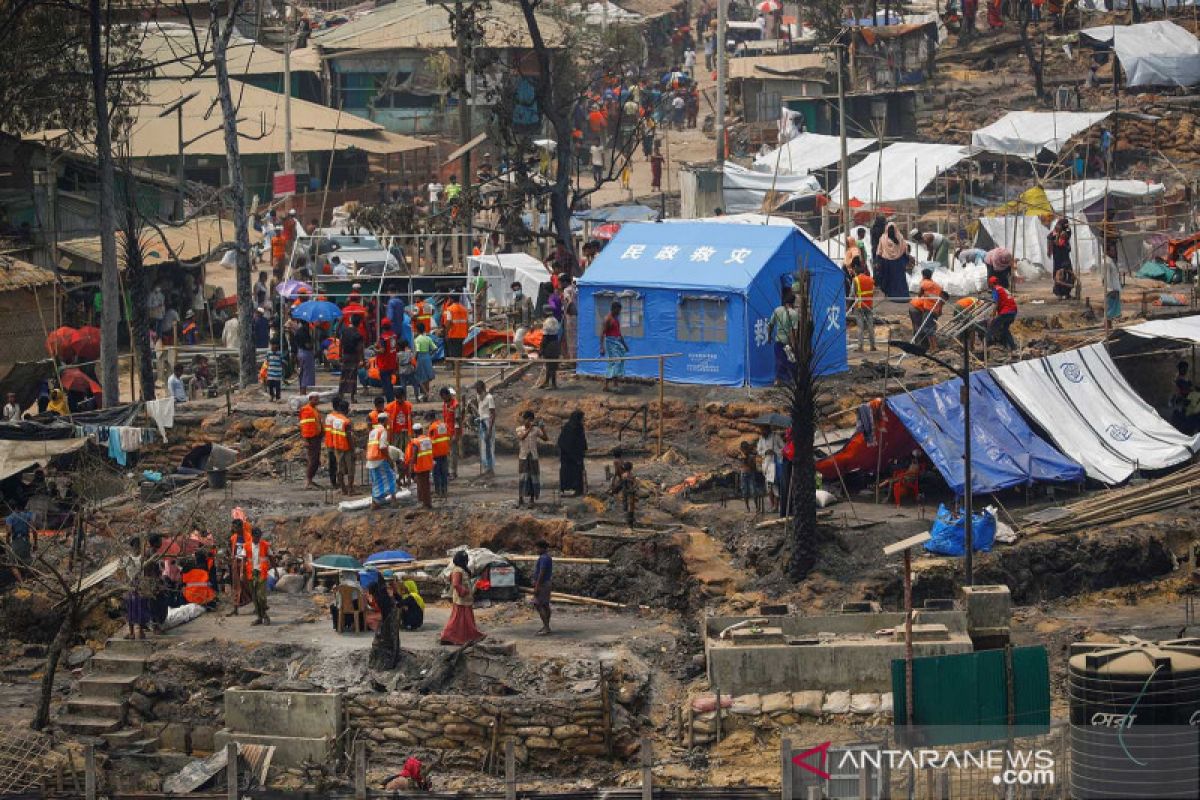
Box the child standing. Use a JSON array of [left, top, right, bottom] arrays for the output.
[[738, 440, 763, 514], [265, 342, 284, 401]]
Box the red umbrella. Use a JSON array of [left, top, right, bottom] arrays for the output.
[[594, 223, 622, 241], [59, 368, 102, 398], [71, 326, 101, 362], [46, 327, 77, 362]]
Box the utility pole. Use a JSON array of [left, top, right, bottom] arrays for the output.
[[158, 91, 199, 222], [961, 332, 974, 586], [283, 7, 294, 174], [836, 44, 850, 237], [456, 0, 474, 249], [715, 0, 727, 161]]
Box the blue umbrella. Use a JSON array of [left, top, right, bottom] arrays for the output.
[[291, 300, 343, 324], [364, 549, 415, 566]]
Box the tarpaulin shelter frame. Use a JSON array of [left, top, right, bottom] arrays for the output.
[[575, 222, 848, 387]]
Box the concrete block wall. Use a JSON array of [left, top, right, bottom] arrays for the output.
[[346, 691, 638, 767]]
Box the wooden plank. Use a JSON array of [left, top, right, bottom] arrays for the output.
[[162, 748, 230, 795]]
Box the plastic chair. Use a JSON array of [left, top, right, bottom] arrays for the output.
[[334, 584, 365, 633]]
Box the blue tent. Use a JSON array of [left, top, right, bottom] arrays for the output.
[[575, 223, 847, 386], [886, 372, 1085, 496]]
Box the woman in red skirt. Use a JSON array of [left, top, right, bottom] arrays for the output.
[[439, 551, 486, 645]]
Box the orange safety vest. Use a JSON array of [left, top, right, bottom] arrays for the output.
[[386, 399, 413, 436], [429, 420, 450, 457], [911, 279, 944, 316], [444, 302, 469, 339], [182, 569, 216, 605], [853, 274, 875, 310], [327, 412, 352, 451], [406, 435, 434, 473], [326, 337, 341, 362], [244, 539, 270, 580], [299, 404, 322, 438], [412, 301, 433, 335], [367, 425, 388, 462]]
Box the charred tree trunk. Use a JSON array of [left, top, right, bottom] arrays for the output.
[[210, 0, 256, 385], [87, 0, 121, 406], [787, 270, 822, 581], [31, 612, 74, 731], [120, 206, 156, 400], [1018, 18, 1046, 101]]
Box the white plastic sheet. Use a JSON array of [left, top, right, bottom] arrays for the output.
[[1081, 21, 1200, 88], [970, 111, 1111, 158], [1123, 314, 1200, 343], [721, 161, 820, 213], [978, 216, 1050, 270], [990, 344, 1199, 484], [1048, 179, 1166, 214], [468, 253, 551, 309], [752, 132, 875, 176], [831, 142, 969, 205]]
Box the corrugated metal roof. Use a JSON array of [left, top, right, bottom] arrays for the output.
[[58, 216, 263, 267], [610, 0, 683, 19], [135, 24, 321, 79], [0, 256, 57, 292], [727, 54, 828, 80], [314, 0, 564, 52], [82, 79, 431, 159]]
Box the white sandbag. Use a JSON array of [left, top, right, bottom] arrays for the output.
[[337, 488, 413, 512], [274, 573, 307, 593], [761, 692, 792, 714], [793, 691, 824, 715], [985, 504, 1018, 543], [850, 693, 882, 714], [881, 692, 894, 713], [1015, 258, 1044, 281], [730, 694, 762, 715], [815, 489, 837, 508], [822, 690, 851, 714], [162, 603, 205, 630]]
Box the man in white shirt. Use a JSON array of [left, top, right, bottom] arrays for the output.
[[2, 393, 21, 422], [590, 143, 604, 186], [474, 379, 496, 476], [427, 176, 443, 214], [330, 255, 349, 277], [147, 284, 165, 334], [221, 316, 240, 350], [167, 363, 188, 403], [683, 47, 696, 74]]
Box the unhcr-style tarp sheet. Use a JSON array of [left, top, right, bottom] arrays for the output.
[[1048, 179, 1166, 215], [752, 132, 875, 175], [467, 253, 550, 309], [1123, 314, 1200, 343], [1081, 21, 1200, 88], [970, 111, 1111, 158], [831, 142, 969, 205], [990, 344, 1199, 484], [721, 162, 821, 213], [885, 373, 1084, 495]]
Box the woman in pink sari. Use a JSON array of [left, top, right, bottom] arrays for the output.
[[439, 550, 486, 645]]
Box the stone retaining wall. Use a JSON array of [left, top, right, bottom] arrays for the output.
[[346, 691, 639, 767], [686, 690, 894, 745]]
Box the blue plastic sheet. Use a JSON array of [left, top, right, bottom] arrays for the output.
[[886, 372, 1084, 495], [925, 504, 997, 556]]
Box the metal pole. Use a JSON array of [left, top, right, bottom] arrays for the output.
[[641, 736, 653, 800], [716, 0, 728, 161], [176, 106, 186, 221], [354, 740, 366, 800], [781, 737, 793, 800], [84, 745, 96, 800], [657, 355, 664, 457], [837, 44, 850, 237], [504, 739, 516, 800], [456, 0, 474, 253], [225, 741, 238, 800], [283, 12, 293, 174], [962, 333, 974, 585], [904, 548, 914, 732]]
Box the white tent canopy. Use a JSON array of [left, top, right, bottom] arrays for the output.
[[978, 215, 1050, 273], [752, 132, 875, 176], [1122, 314, 1200, 343], [467, 253, 551, 309], [990, 344, 1199, 484], [721, 161, 821, 213], [1049, 179, 1166, 214], [1081, 21, 1200, 88], [970, 111, 1111, 158], [831, 142, 969, 205]]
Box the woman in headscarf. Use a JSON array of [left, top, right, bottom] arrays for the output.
[[874, 222, 912, 300], [557, 410, 588, 496], [868, 214, 888, 272], [397, 578, 425, 630], [984, 247, 1014, 289], [45, 388, 69, 417], [439, 550, 485, 645], [843, 237, 863, 307], [1048, 218, 1075, 300]]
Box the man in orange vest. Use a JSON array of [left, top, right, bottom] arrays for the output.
[[439, 387, 460, 479], [908, 268, 944, 351], [410, 291, 434, 340], [443, 297, 470, 359], [298, 393, 324, 489], [227, 518, 251, 616], [181, 558, 217, 608], [386, 387, 414, 452], [426, 410, 451, 498], [405, 422, 435, 509], [325, 397, 355, 496], [850, 264, 877, 353], [367, 412, 397, 508], [245, 527, 274, 625]]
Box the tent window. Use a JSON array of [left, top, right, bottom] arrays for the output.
[[594, 292, 643, 338], [676, 297, 728, 343]]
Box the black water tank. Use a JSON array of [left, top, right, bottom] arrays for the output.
[[1068, 639, 1200, 798]]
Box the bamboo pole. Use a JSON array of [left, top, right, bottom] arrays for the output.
[[657, 355, 665, 457]]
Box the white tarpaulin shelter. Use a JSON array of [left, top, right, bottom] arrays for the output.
[[1049, 179, 1166, 214], [978, 215, 1051, 272], [831, 142, 969, 205], [0, 437, 87, 482], [721, 161, 821, 213], [990, 344, 1199, 484], [467, 253, 550, 309], [1122, 314, 1200, 343], [752, 132, 875, 176], [1081, 21, 1200, 88], [970, 111, 1111, 158]]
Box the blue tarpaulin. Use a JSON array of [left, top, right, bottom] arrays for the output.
[[576, 222, 848, 386], [885, 372, 1085, 495]]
